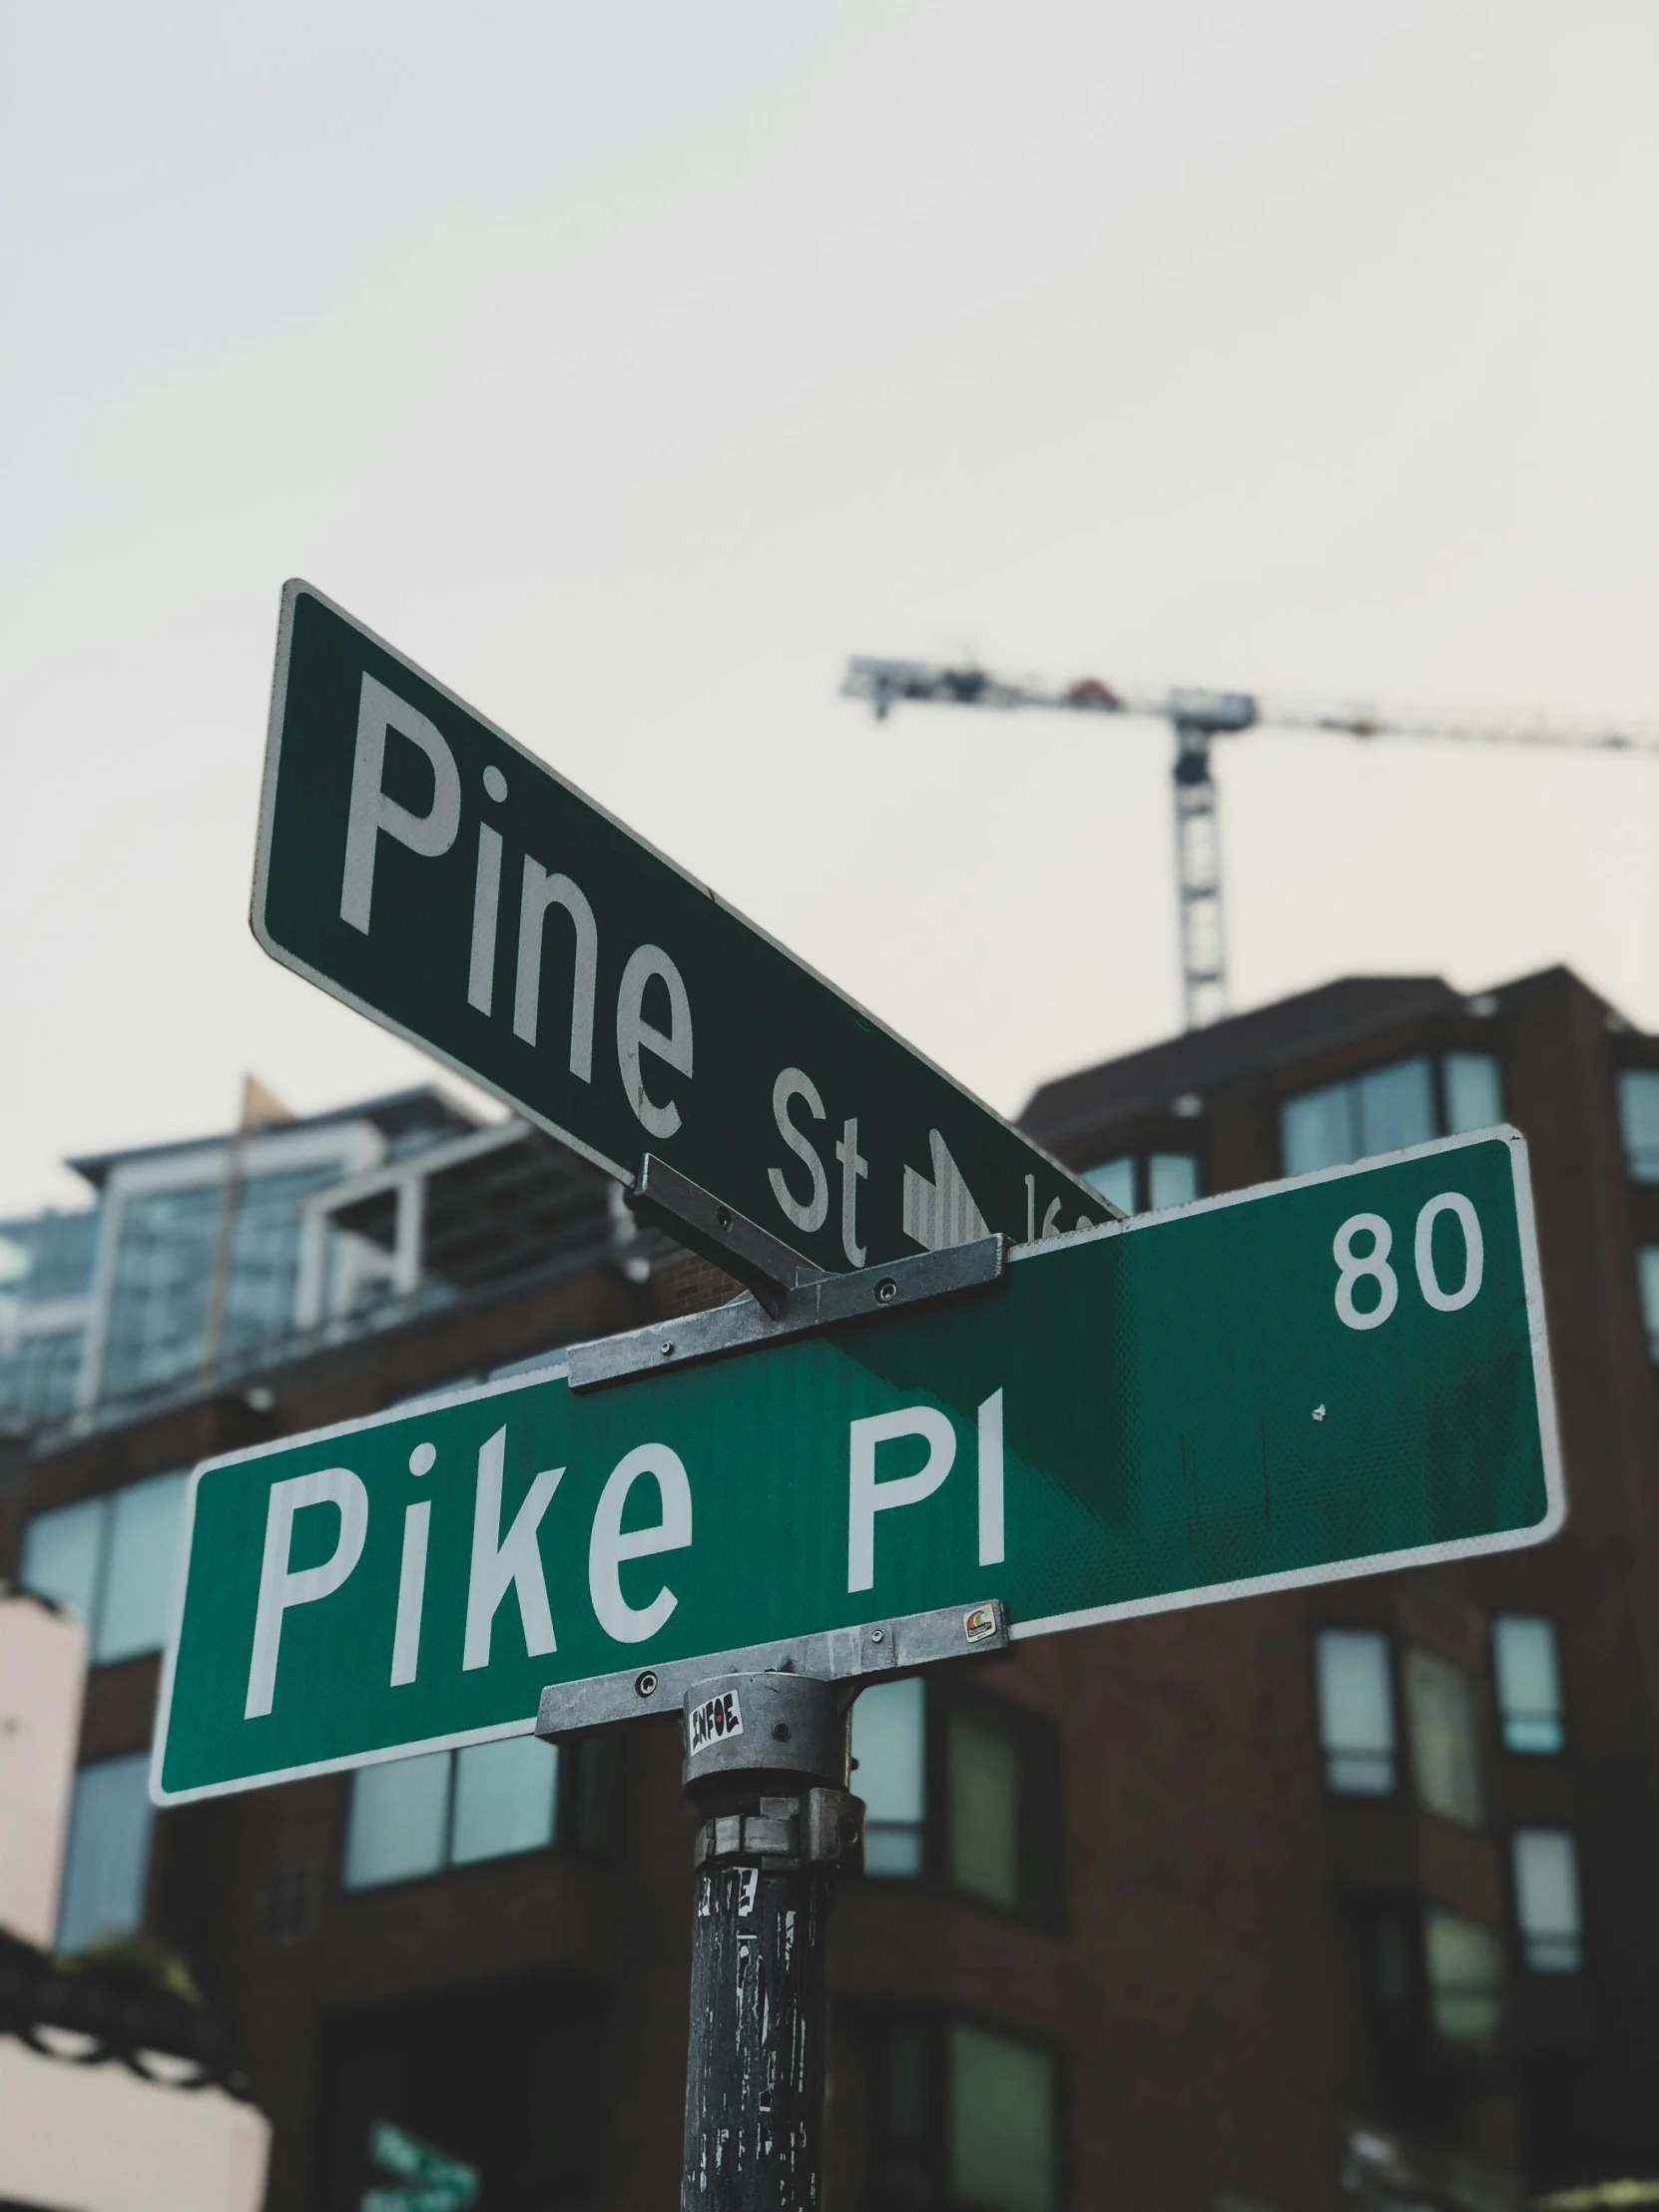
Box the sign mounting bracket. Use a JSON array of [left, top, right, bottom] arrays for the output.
[[572, 1157, 1008, 1391], [626, 1154, 825, 1317], [537, 1597, 1011, 1738]]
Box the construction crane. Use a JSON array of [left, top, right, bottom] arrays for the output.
[[841, 657, 1659, 1030]]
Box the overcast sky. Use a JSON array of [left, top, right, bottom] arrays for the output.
[[3, 2, 1658, 1216]]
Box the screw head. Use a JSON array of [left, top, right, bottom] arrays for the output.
[[772, 1722, 791, 1742], [635, 1670, 659, 1698], [869, 1628, 884, 1643], [659, 1340, 675, 1359], [874, 1278, 897, 1305]]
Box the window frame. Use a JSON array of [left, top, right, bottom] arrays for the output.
[[1509, 1828, 1584, 1975], [1278, 1048, 1504, 1179], [855, 2003, 1070, 2212], [338, 1729, 619, 1897], [1313, 1625, 1400, 1802], [1617, 1066, 1659, 1184], [17, 1468, 190, 1668], [1490, 1614, 1566, 1757], [1354, 1894, 1507, 2098], [1400, 1644, 1486, 1830], [57, 1750, 158, 1953], [857, 1676, 1065, 1931], [1078, 1151, 1202, 1218]]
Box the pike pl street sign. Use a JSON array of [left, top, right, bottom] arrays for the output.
[[152, 1130, 1562, 1805], [252, 582, 1109, 1274]]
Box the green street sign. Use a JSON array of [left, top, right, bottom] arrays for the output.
[[252, 582, 1107, 1272], [151, 1130, 1561, 1805], [362, 2121, 478, 2212]]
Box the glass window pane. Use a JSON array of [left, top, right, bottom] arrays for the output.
[[1619, 1070, 1659, 1182], [57, 1753, 155, 1952], [1424, 1911, 1503, 2052], [222, 1164, 343, 1358], [1080, 1158, 1134, 1215], [1356, 1058, 1435, 1158], [1147, 1154, 1198, 1210], [451, 1734, 559, 1866], [1492, 1617, 1563, 1754], [1404, 1649, 1482, 1825], [1443, 1053, 1503, 1134], [343, 1751, 452, 1890], [946, 1711, 1021, 1909], [20, 1496, 106, 1627], [1315, 1630, 1394, 1794], [1639, 1250, 1659, 1360], [853, 1679, 925, 1880], [1512, 1831, 1582, 1972], [100, 1182, 222, 1399], [946, 2023, 1057, 2212], [0, 1327, 87, 1428], [1282, 1085, 1356, 1176], [96, 1470, 190, 1663]]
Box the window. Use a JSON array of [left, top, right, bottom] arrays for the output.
[[1147, 1153, 1199, 1210], [852, 1678, 925, 1878], [1403, 1649, 1483, 1826], [1080, 1157, 1133, 1214], [1423, 1911, 1503, 2053], [1443, 1052, 1503, 1133], [1079, 1153, 1199, 1216], [851, 1681, 1062, 1921], [1511, 1831, 1583, 1972], [0, 1328, 87, 1431], [946, 1709, 1022, 1908], [1281, 1053, 1501, 1177], [20, 1495, 103, 1629], [1618, 1069, 1659, 1182], [57, 1752, 155, 1952], [1315, 1630, 1395, 1795], [19, 1470, 190, 1664], [346, 1751, 456, 1889], [1638, 1249, 1659, 1361], [1491, 1616, 1564, 1754], [100, 1163, 344, 1399], [342, 1733, 613, 1891], [863, 2012, 1061, 2212], [948, 2022, 1060, 2212]]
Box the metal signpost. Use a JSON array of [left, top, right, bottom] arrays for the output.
[[161, 588, 1564, 2211], [251, 581, 1110, 1274]]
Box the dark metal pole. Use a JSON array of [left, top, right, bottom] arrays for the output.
[[679, 1670, 864, 2212]]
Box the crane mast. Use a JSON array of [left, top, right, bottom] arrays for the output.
[[841, 656, 1659, 1032]]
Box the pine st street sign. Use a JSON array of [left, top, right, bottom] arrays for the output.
[[152, 1128, 1562, 1805], [252, 582, 1109, 1274]]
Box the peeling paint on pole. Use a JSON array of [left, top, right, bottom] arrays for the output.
[[682, 1864, 830, 2211]]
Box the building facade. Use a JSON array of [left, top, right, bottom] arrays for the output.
[[2, 964, 1656, 2210]]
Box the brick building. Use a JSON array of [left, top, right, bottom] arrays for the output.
[[3, 963, 1656, 2211]]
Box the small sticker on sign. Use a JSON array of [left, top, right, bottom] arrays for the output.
[[963, 1605, 998, 1644], [689, 1690, 745, 1754]]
